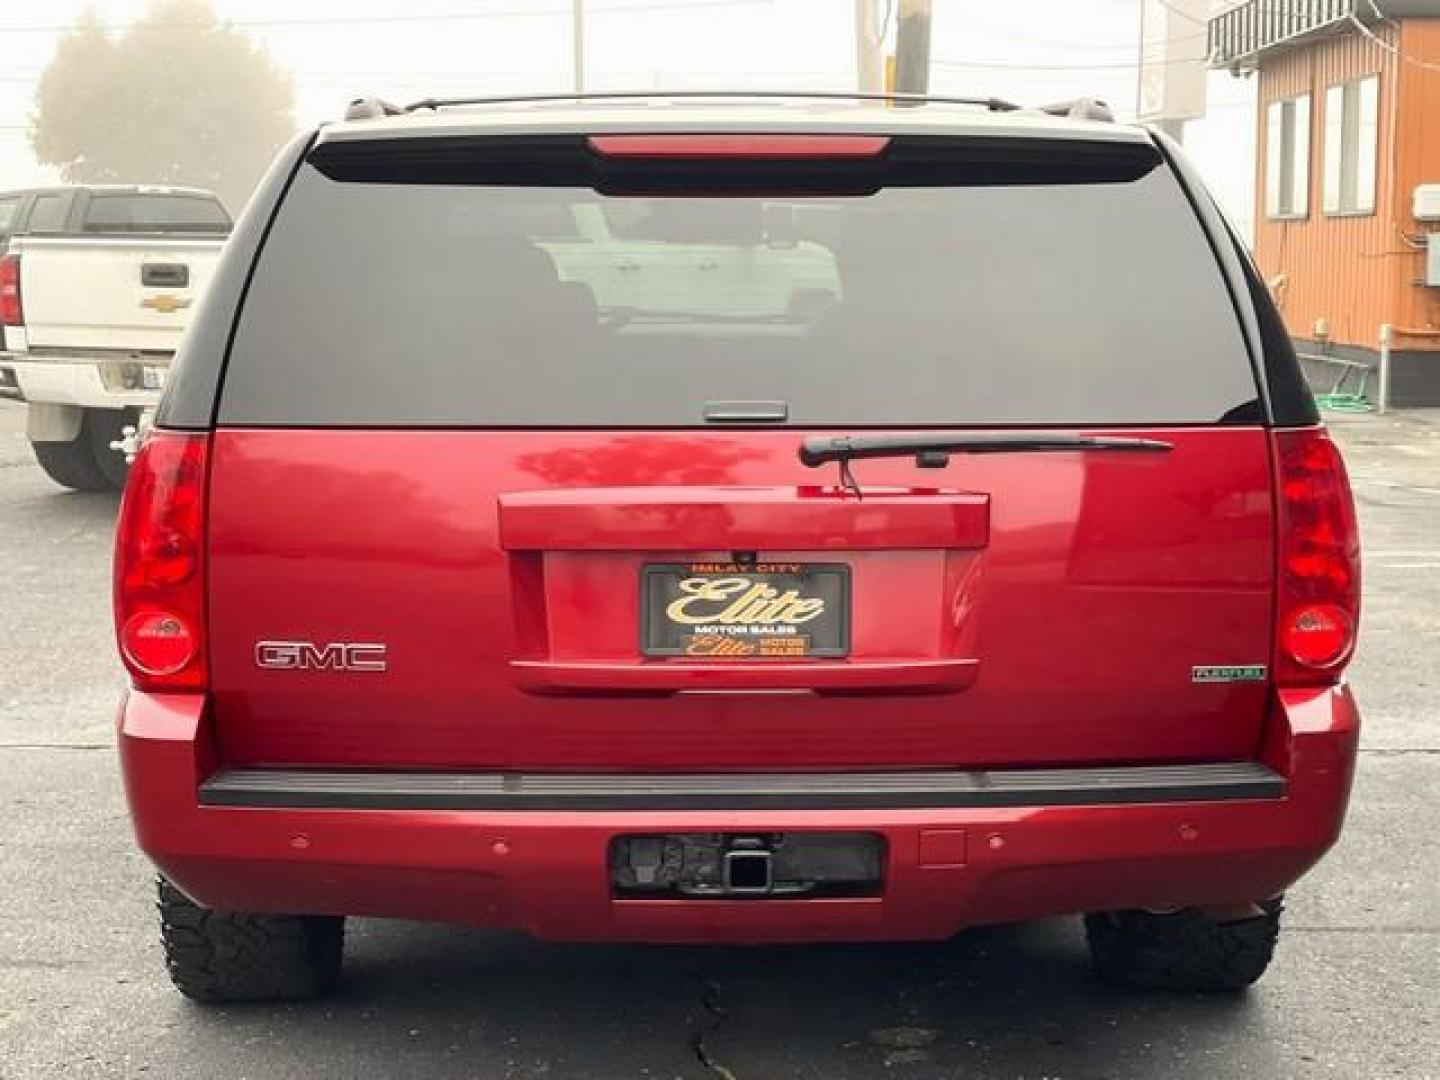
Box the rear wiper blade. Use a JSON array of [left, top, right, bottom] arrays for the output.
[[800, 433, 1173, 499], [798, 432, 1173, 467]]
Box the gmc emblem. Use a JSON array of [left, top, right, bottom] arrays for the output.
[[254, 640, 388, 673]]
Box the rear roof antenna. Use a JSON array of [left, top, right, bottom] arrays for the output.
[[344, 97, 403, 121], [1037, 98, 1114, 122]]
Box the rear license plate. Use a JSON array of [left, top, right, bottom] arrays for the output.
[[641, 563, 850, 658]]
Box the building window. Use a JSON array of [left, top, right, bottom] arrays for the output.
[[1265, 95, 1310, 220], [1323, 75, 1380, 215]]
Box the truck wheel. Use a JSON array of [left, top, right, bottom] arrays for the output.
[[1083, 899, 1282, 992], [30, 407, 136, 492], [156, 878, 345, 1003]]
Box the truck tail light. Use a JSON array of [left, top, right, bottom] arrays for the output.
[[1273, 428, 1360, 685], [114, 431, 209, 691], [0, 255, 21, 326]]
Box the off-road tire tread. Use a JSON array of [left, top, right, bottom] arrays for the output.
[[156, 878, 344, 1003], [1083, 899, 1282, 992]]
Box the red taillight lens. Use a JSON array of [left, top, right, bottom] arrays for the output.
[[1281, 603, 1353, 668], [1273, 428, 1360, 685], [114, 431, 208, 691], [121, 611, 199, 675], [0, 254, 22, 326]]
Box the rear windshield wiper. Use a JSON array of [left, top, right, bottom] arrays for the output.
[[799, 433, 1173, 497], [799, 433, 1174, 466]]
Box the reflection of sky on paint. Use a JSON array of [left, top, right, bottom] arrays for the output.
[[0, 0, 1256, 238]]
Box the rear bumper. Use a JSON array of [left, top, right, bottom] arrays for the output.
[[119, 688, 1359, 943], [7, 357, 162, 411]]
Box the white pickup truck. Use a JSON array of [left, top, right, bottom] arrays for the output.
[[539, 202, 840, 323], [0, 185, 229, 489]]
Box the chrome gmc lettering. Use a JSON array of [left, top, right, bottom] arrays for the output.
[[254, 641, 388, 672]]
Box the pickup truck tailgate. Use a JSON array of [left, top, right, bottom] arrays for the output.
[[12, 235, 223, 352]]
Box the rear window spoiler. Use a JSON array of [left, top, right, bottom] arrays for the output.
[[306, 133, 1163, 193]]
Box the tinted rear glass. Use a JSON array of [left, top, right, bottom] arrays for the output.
[[83, 194, 230, 234], [219, 140, 1259, 427]]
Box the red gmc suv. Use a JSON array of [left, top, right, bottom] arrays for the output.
[[114, 93, 1361, 1002]]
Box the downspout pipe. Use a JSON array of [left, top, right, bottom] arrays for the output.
[[1378, 323, 1392, 415]]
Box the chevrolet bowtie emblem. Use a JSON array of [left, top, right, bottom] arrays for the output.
[[141, 294, 191, 314]]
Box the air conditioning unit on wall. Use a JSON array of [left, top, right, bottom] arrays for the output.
[[1414, 184, 1440, 222], [1413, 186, 1440, 286]]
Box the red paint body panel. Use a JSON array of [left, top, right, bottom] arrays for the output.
[[206, 427, 1276, 771], [511, 657, 978, 695], [119, 686, 1358, 941], [498, 486, 990, 551]]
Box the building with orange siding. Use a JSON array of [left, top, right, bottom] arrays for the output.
[[1210, 0, 1440, 405]]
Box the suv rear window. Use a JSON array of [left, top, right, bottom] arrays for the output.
[[83, 194, 230, 234], [219, 138, 1259, 427]]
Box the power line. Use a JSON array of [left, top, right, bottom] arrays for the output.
[[0, 0, 770, 36], [0, 0, 1218, 55], [1350, 0, 1440, 73], [1152, 0, 1209, 28], [927, 9, 1212, 54], [934, 55, 1206, 72]]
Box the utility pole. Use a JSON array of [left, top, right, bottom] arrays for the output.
[[573, 0, 584, 94], [1136, 0, 1206, 144], [855, 0, 883, 93], [1156, 118, 1186, 144], [893, 0, 932, 96]]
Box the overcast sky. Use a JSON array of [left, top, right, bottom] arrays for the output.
[[0, 0, 1258, 233]]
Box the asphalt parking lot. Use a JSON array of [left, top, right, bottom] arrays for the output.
[[1, 397, 1436, 1079]]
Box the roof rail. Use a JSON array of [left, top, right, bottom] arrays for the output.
[[341, 90, 1120, 124], [396, 90, 1024, 114], [344, 97, 404, 121], [1037, 97, 1114, 122]]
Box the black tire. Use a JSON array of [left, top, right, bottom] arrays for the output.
[[1084, 899, 1283, 992], [156, 877, 345, 1003], [30, 407, 136, 492]]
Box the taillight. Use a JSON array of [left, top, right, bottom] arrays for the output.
[[0, 254, 21, 326], [587, 134, 892, 158], [1273, 428, 1360, 685], [114, 431, 209, 692]]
